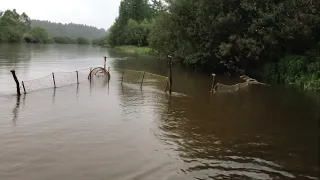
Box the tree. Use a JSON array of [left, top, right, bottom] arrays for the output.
[[53, 36, 76, 44], [0, 9, 31, 43], [149, 0, 320, 74], [108, 0, 155, 46], [76, 37, 90, 44], [24, 26, 49, 43]]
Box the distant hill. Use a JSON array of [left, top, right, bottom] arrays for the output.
[[31, 20, 106, 40]]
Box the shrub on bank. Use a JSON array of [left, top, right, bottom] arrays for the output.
[[263, 55, 320, 91], [76, 37, 90, 45]]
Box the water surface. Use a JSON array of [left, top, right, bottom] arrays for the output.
[[0, 44, 319, 180]]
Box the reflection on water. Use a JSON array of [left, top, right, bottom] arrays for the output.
[[12, 95, 20, 125], [0, 44, 319, 180]]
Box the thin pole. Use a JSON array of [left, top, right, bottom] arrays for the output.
[[168, 56, 172, 94], [140, 72, 145, 88], [210, 74, 216, 92], [88, 67, 92, 80], [52, 72, 56, 88], [76, 71, 79, 84], [10, 70, 21, 96], [121, 70, 124, 84], [104, 56, 107, 70], [22, 81, 26, 94], [89, 67, 92, 82]]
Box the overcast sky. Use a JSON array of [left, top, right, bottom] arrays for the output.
[[1, 0, 121, 30]]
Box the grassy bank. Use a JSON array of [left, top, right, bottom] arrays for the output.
[[113, 45, 153, 55]]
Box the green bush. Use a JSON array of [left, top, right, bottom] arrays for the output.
[[27, 26, 49, 43], [53, 36, 76, 44], [263, 55, 320, 91], [76, 37, 90, 45]]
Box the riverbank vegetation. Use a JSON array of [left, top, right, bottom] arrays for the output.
[[99, 0, 319, 91], [0, 9, 91, 45]]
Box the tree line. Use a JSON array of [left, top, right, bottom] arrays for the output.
[[101, 0, 319, 91], [0, 9, 92, 45], [31, 20, 106, 40]]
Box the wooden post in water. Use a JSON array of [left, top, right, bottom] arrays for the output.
[[121, 70, 124, 85], [52, 72, 56, 88], [76, 71, 79, 84], [89, 67, 92, 82], [10, 70, 21, 96], [22, 81, 26, 94], [104, 56, 107, 70], [210, 74, 216, 92], [140, 72, 146, 88], [168, 55, 172, 94]]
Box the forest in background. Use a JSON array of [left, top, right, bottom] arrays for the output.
[[0, 9, 101, 45], [96, 0, 319, 91], [31, 20, 106, 40]]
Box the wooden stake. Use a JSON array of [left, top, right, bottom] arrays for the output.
[[210, 74, 216, 92], [52, 72, 56, 88], [76, 71, 79, 84], [22, 81, 26, 94], [140, 72, 145, 88], [108, 67, 110, 81], [168, 56, 172, 94], [104, 56, 107, 70], [88, 67, 92, 81], [10, 70, 21, 96]]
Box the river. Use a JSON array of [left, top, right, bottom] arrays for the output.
[[0, 44, 319, 180]]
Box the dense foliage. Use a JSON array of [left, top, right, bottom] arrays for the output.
[[107, 0, 164, 47], [105, 0, 319, 90], [76, 37, 90, 45], [24, 26, 51, 43], [31, 20, 106, 40], [92, 35, 109, 47], [0, 9, 31, 43], [150, 0, 319, 73], [0, 9, 97, 45], [52, 36, 77, 44]]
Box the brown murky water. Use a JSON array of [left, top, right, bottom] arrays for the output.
[[0, 44, 319, 180]]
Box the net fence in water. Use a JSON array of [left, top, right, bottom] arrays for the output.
[[20, 67, 169, 93], [213, 81, 249, 93], [112, 68, 169, 88], [22, 68, 90, 93]]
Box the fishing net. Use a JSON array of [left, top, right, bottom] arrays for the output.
[[88, 67, 110, 87], [23, 74, 54, 92], [113, 68, 168, 86], [89, 67, 110, 80], [213, 82, 249, 93], [22, 68, 91, 93], [77, 68, 91, 82], [54, 71, 77, 87], [143, 72, 168, 88], [21, 67, 168, 93], [122, 69, 144, 84]]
